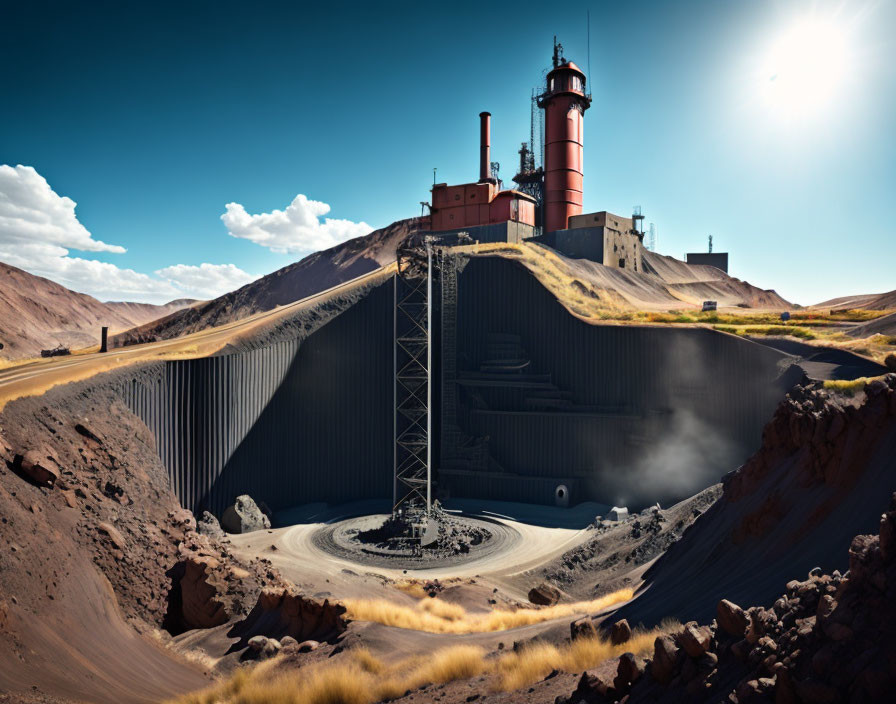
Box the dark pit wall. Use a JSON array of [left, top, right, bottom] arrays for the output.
[[124, 281, 395, 516], [443, 256, 793, 509]]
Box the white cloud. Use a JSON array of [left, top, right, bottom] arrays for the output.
[[0, 164, 258, 304], [155, 263, 259, 299], [0, 165, 125, 254], [221, 193, 372, 254]]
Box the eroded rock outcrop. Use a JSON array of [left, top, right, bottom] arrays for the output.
[[561, 492, 896, 703], [226, 588, 348, 652]]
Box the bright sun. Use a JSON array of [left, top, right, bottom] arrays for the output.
[[760, 17, 851, 120]]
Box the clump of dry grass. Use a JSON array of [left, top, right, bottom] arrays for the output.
[[493, 620, 676, 691], [823, 376, 885, 396], [170, 645, 487, 704], [171, 620, 680, 704], [341, 588, 634, 634]]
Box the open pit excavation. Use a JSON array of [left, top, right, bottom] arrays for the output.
[[2, 11, 896, 704]]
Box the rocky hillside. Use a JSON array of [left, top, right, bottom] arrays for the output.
[[561, 492, 896, 703], [111, 217, 428, 347], [0, 370, 288, 702], [0, 262, 196, 360], [612, 374, 896, 631]]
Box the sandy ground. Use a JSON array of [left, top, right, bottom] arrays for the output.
[[228, 500, 597, 604]]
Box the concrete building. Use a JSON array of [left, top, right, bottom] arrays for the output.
[[686, 252, 729, 273], [534, 210, 644, 272]]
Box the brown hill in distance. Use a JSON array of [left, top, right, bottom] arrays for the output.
[[812, 289, 896, 311], [114, 217, 791, 348], [111, 216, 426, 347], [0, 262, 197, 360]]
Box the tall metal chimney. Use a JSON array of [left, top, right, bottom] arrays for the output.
[[479, 112, 491, 182]]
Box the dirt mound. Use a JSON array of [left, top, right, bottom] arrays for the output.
[[0, 261, 195, 360], [642, 252, 790, 310], [847, 310, 896, 338], [563, 494, 896, 703], [612, 375, 896, 630], [537, 486, 722, 600], [481, 245, 791, 315], [0, 372, 282, 702], [812, 289, 896, 311], [112, 216, 427, 348]]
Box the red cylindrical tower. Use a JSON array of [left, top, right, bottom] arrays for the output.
[[539, 58, 591, 232], [479, 112, 491, 182]]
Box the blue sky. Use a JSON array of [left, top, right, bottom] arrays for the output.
[[1, 0, 893, 304]]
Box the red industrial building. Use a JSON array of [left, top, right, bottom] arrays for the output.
[[430, 112, 537, 233], [538, 51, 591, 233], [430, 40, 591, 237], [429, 39, 642, 270]]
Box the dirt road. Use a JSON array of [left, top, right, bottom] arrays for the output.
[[0, 266, 392, 410]]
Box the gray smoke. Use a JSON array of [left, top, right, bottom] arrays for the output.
[[622, 409, 737, 509]]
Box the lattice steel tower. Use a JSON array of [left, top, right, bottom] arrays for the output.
[[393, 240, 433, 517]]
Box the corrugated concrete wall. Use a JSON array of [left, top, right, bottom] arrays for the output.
[[122, 256, 791, 517], [123, 282, 393, 515], [445, 257, 790, 508]]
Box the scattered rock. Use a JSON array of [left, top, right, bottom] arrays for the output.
[[678, 622, 711, 657], [15, 450, 57, 487], [197, 511, 226, 540], [221, 495, 271, 534], [527, 582, 561, 606], [716, 598, 749, 637], [297, 639, 319, 652], [610, 618, 632, 645], [570, 616, 596, 640], [650, 634, 679, 684], [247, 635, 281, 659], [96, 522, 126, 550]]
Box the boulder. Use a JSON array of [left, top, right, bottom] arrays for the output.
[[221, 495, 271, 534], [298, 639, 319, 652], [197, 511, 226, 540], [885, 354, 896, 372], [614, 652, 643, 691], [247, 635, 281, 659], [610, 618, 633, 645], [15, 450, 57, 487], [678, 622, 712, 657], [574, 670, 615, 699], [651, 634, 679, 684], [570, 616, 596, 640], [717, 599, 749, 637], [528, 582, 561, 606]]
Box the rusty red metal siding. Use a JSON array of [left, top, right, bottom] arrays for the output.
[[541, 62, 591, 233]]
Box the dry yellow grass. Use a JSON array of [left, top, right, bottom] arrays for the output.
[[170, 620, 679, 704], [823, 376, 885, 396], [170, 645, 487, 704], [493, 622, 674, 691], [340, 588, 634, 634]]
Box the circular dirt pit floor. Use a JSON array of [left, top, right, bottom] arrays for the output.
[[311, 513, 521, 570]]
